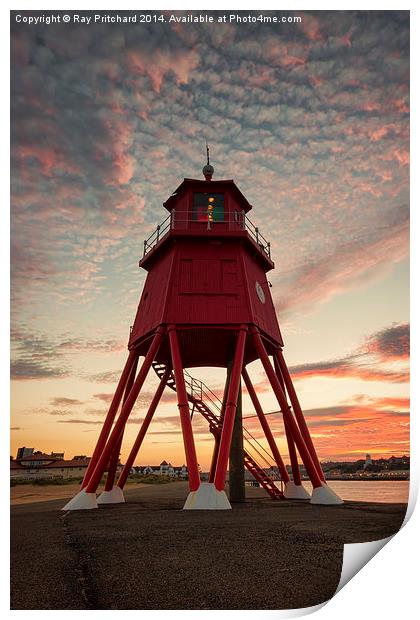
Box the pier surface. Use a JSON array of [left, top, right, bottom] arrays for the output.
[[11, 481, 407, 610]]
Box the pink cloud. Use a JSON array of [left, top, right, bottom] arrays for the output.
[[15, 145, 80, 177], [291, 365, 409, 384], [125, 48, 198, 93], [370, 125, 395, 142], [275, 219, 409, 316], [394, 149, 409, 166], [299, 14, 325, 42]]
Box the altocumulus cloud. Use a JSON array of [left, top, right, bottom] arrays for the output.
[[250, 323, 410, 389], [11, 11, 409, 419], [289, 323, 409, 383], [11, 10, 409, 329], [10, 328, 125, 381]]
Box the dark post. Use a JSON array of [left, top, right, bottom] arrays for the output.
[[229, 378, 245, 502]]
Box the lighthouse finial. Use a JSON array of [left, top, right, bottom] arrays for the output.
[[202, 141, 214, 181]]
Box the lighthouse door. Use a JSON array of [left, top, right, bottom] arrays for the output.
[[170, 248, 247, 324]]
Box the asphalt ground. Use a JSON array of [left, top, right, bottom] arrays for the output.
[[11, 481, 407, 610]]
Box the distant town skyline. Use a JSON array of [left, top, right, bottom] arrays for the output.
[[11, 445, 410, 466], [11, 11, 409, 468]]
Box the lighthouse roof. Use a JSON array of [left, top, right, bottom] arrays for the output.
[[163, 178, 253, 213]]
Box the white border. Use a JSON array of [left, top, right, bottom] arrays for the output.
[[3, 3, 418, 618]]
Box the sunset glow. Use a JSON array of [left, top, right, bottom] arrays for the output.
[[11, 11, 409, 468]]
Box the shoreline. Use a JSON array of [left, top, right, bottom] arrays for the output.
[[10, 481, 148, 505], [11, 478, 409, 505], [317, 477, 409, 482]]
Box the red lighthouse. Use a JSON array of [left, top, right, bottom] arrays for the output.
[[64, 156, 342, 510]]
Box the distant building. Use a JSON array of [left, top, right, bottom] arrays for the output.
[[10, 450, 102, 481], [364, 454, 373, 469], [389, 455, 409, 466], [16, 447, 34, 460], [138, 461, 188, 479]]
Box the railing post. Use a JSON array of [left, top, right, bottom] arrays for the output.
[[255, 227, 259, 244], [143, 240, 147, 256], [156, 224, 160, 243], [268, 242, 271, 258], [241, 210, 245, 230]]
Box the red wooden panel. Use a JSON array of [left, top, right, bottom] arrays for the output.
[[242, 252, 283, 345], [166, 242, 249, 325], [129, 249, 174, 346]]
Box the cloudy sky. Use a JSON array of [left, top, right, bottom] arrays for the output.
[[11, 10, 409, 467]]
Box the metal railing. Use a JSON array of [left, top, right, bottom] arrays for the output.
[[141, 210, 271, 260], [142, 213, 172, 257], [183, 369, 223, 418], [181, 367, 280, 481], [152, 360, 283, 490]]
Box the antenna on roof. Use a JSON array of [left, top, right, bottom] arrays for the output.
[[203, 141, 214, 181]]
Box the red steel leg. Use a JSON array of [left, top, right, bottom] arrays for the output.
[[273, 354, 286, 392], [283, 418, 302, 485], [103, 354, 139, 492], [272, 356, 302, 485], [242, 367, 290, 484], [117, 368, 171, 489], [82, 349, 137, 488], [208, 370, 230, 483], [214, 326, 247, 491], [208, 434, 220, 483], [85, 327, 165, 494], [168, 327, 201, 492], [275, 350, 326, 482], [251, 327, 323, 489]]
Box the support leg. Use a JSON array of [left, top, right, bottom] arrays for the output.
[[284, 418, 302, 480], [242, 367, 290, 484], [272, 357, 309, 498], [282, 419, 310, 499], [252, 328, 342, 505], [98, 354, 139, 504], [208, 434, 220, 484], [214, 326, 247, 493], [117, 368, 171, 489], [62, 328, 165, 510], [229, 379, 245, 503], [275, 350, 326, 482], [208, 366, 230, 483], [168, 327, 201, 493], [81, 350, 137, 489], [251, 328, 323, 489]]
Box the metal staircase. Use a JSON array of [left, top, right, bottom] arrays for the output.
[[152, 361, 284, 499]]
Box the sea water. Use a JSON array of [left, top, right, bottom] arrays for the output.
[[301, 480, 409, 503]]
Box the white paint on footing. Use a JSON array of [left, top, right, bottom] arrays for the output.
[[283, 480, 311, 500], [62, 489, 98, 511], [310, 482, 343, 505], [97, 486, 125, 505], [183, 482, 232, 510]]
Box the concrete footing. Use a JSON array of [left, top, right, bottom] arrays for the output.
[[311, 482, 343, 505], [183, 482, 232, 510], [97, 486, 125, 505], [283, 481, 311, 500], [62, 489, 98, 511]]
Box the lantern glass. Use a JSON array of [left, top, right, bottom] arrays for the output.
[[193, 193, 225, 222]]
